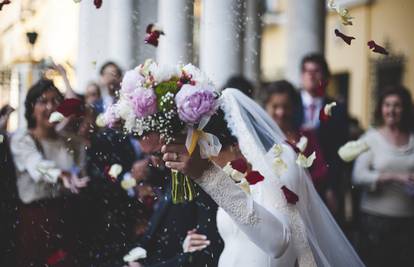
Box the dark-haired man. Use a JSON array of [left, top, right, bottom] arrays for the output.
[[297, 53, 349, 220], [99, 61, 123, 111]]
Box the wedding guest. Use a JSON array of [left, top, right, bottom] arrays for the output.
[[10, 79, 89, 267], [84, 82, 104, 113], [264, 80, 328, 192], [99, 61, 122, 110], [126, 132, 223, 267], [352, 85, 414, 267], [0, 104, 14, 133], [297, 53, 349, 216]]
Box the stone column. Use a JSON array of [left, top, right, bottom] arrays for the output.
[[200, 0, 244, 88], [285, 0, 325, 86], [157, 0, 194, 66], [107, 0, 135, 70], [243, 0, 264, 87], [76, 1, 111, 92]]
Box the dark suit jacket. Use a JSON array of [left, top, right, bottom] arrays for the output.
[[137, 181, 223, 267], [82, 128, 149, 267], [297, 96, 350, 192], [0, 132, 19, 266]]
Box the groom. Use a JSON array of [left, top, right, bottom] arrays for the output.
[[126, 132, 223, 267]]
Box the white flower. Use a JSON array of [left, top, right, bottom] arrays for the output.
[[324, 102, 337, 116], [223, 162, 245, 182], [238, 178, 251, 194], [123, 247, 147, 262], [182, 63, 211, 86], [95, 113, 106, 128], [272, 144, 283, 157], [296, 136, 308, 153], [296, 152, 316, 168], [338, 140, 369, 162], [148, 62, 175, 84], [121, 175, 137, 190], [0, 134, 4, 144], [49, 111, 65, 123], [273, 157, 288, 176], [108, 164, 123, 179]]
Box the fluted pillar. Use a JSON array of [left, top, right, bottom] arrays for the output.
[[200, 0, 244, 88], [243, 0, 264, 86], [285, 0, 325, 86], [157, 0, 194, 66], [107, 0, 135, 69]]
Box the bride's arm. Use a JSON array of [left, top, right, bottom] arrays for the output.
[[194, 162, 291, 258], [162, 144, 291, 258]]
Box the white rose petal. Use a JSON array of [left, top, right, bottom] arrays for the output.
[[109, 164, 123, 179], [324, 102, 337, 116], [231, 169, 245, 182], [273, 157, 288, 176], [296, 152, 316, 168], [123, 247, 147, 262], [222, 162, 233, 175], [296, 136, 308, 153], [238, 178, 251, 194], [338, 140, 369, 162], [272, 144, 283, 157], [0, 134, 4, 144], [95, 113, 106, 128], [121, 176, 137, 190], [49, 111, 65, 123]]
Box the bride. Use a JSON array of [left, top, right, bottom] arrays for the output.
[[162, 88, 364, 267]]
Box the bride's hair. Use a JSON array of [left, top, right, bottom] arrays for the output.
[[204, 108, 237, 149]]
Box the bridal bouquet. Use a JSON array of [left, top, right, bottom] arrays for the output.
[[101, 59, 221, 203]]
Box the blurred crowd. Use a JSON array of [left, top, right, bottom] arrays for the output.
[[0, 54, 413, 267]]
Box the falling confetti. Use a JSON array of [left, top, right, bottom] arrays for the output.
[[334, 29, 355, 45], [144, 24, 165, 47], [0, 134, 3, 144], [0, 0, 11, 11], [328, 0, 354, 26], [319, 102, 337, 122], [367, 40, 389, 55]]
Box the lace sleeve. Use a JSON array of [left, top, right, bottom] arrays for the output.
[[195, 163, 291, 258]]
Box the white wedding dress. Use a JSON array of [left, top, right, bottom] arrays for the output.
[[194, 89, 365, 267]]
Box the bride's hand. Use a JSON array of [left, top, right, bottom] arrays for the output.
[[162, 143, 212, 180], [182, 229, 210, 253]]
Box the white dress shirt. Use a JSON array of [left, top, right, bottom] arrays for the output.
[[301, 90, 323, 130]]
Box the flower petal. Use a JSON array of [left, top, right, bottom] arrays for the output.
[[49, 111, 65, 123], [108, 164, 123, 179], [296, 152, 316, 168], [296, 136, 308, 153], [245, 171, 264, 185], [338, 139, 369, 162], [281, 185, 299, 204], [123, 247, 147, 262]]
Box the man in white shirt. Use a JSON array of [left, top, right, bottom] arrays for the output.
[[98, 61, 122, 111]]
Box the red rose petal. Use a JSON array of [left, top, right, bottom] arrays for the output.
[[56, 98, 84, 117], [0, 0, 11, 11], [319, 107, 330, 122], [334, 29, 355, 45], [367, 40, 389, 55], [281, 185, 299, 204], [230, 158, 248, 173], [245, 171, 264, 185], [46, 249, 67, 265], [94, 0, 102, 9]]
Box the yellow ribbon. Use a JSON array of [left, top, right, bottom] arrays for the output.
[[187, 129, 202, 156]]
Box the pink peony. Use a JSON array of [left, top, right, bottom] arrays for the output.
[[121, 69, 143, 94], [175, 84, 217, 124], [132, 88, 157, 118]]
